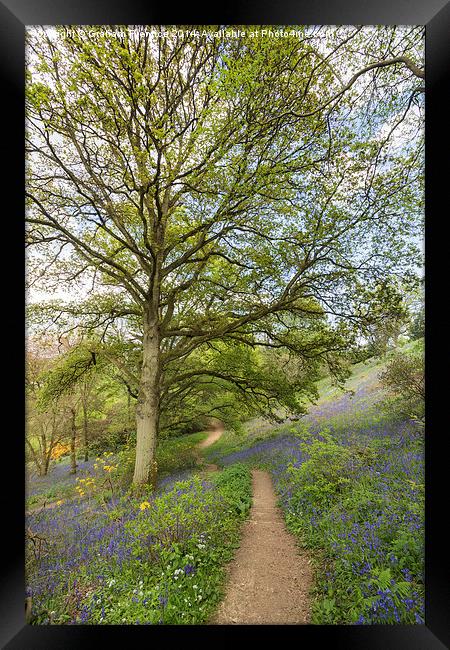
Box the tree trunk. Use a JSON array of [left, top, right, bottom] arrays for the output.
[[82, 398, 89, 462], [40, 432, 48, 475], [45, 429, 56, 475], [26, 437, 44, 477], [127, 392, 132, 438], [132, 314, 160, 490], [69, 407, 77, 474], [44, 452, 51, 475]]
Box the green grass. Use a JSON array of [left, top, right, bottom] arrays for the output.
[[157, 431, 208, 475]]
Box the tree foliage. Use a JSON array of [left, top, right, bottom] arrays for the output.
[[26, 25, 424, 485], [379, 340, 424, 423]]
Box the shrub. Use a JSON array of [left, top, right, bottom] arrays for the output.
[[287, 431, 363, 508], [212, 463, 252, 517], [379, 344, 424, 423]]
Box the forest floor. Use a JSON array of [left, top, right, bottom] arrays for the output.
[[26, 341, 424, 625], [196, 423, 314, 624]]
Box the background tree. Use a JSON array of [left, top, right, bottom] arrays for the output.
[[79, 376, 94, 461], [379, 339, 424, 425], [25, 349, 67, 477], [409, 306, 425, 341], [31, 339, 105, 471], [26, 402, 66, 477], [26, 25, 424, 488], [356, 279, 411, 356], [407, 277, 425, 341]]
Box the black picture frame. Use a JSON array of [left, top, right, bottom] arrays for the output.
[[1, 0, 448, 647]]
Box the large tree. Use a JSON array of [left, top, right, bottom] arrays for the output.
[[26, 25, 424, 487]]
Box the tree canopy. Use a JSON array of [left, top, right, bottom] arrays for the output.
[[26, 25, 424, 486]]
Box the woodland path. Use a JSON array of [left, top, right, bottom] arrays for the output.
[[211, 468, 313, 624], [196, 425, 314, 624], [29, 425, 314, 624], [194, 422, 224, 473]]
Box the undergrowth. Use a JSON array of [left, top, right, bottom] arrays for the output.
[[26, 463, 252, 625]]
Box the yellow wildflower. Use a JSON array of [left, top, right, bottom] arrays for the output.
[[139, 501, 151, 511]]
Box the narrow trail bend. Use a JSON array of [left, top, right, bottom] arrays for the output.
[[194, 423, 224, 473], [212, 468, 313, 625]]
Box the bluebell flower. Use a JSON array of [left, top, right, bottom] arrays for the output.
[[158, 595, 168, 607], [184, 563, 195, 576]]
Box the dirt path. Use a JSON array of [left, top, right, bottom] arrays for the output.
[[194, 422, 224, 473], [211, 468, 313, 624]]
